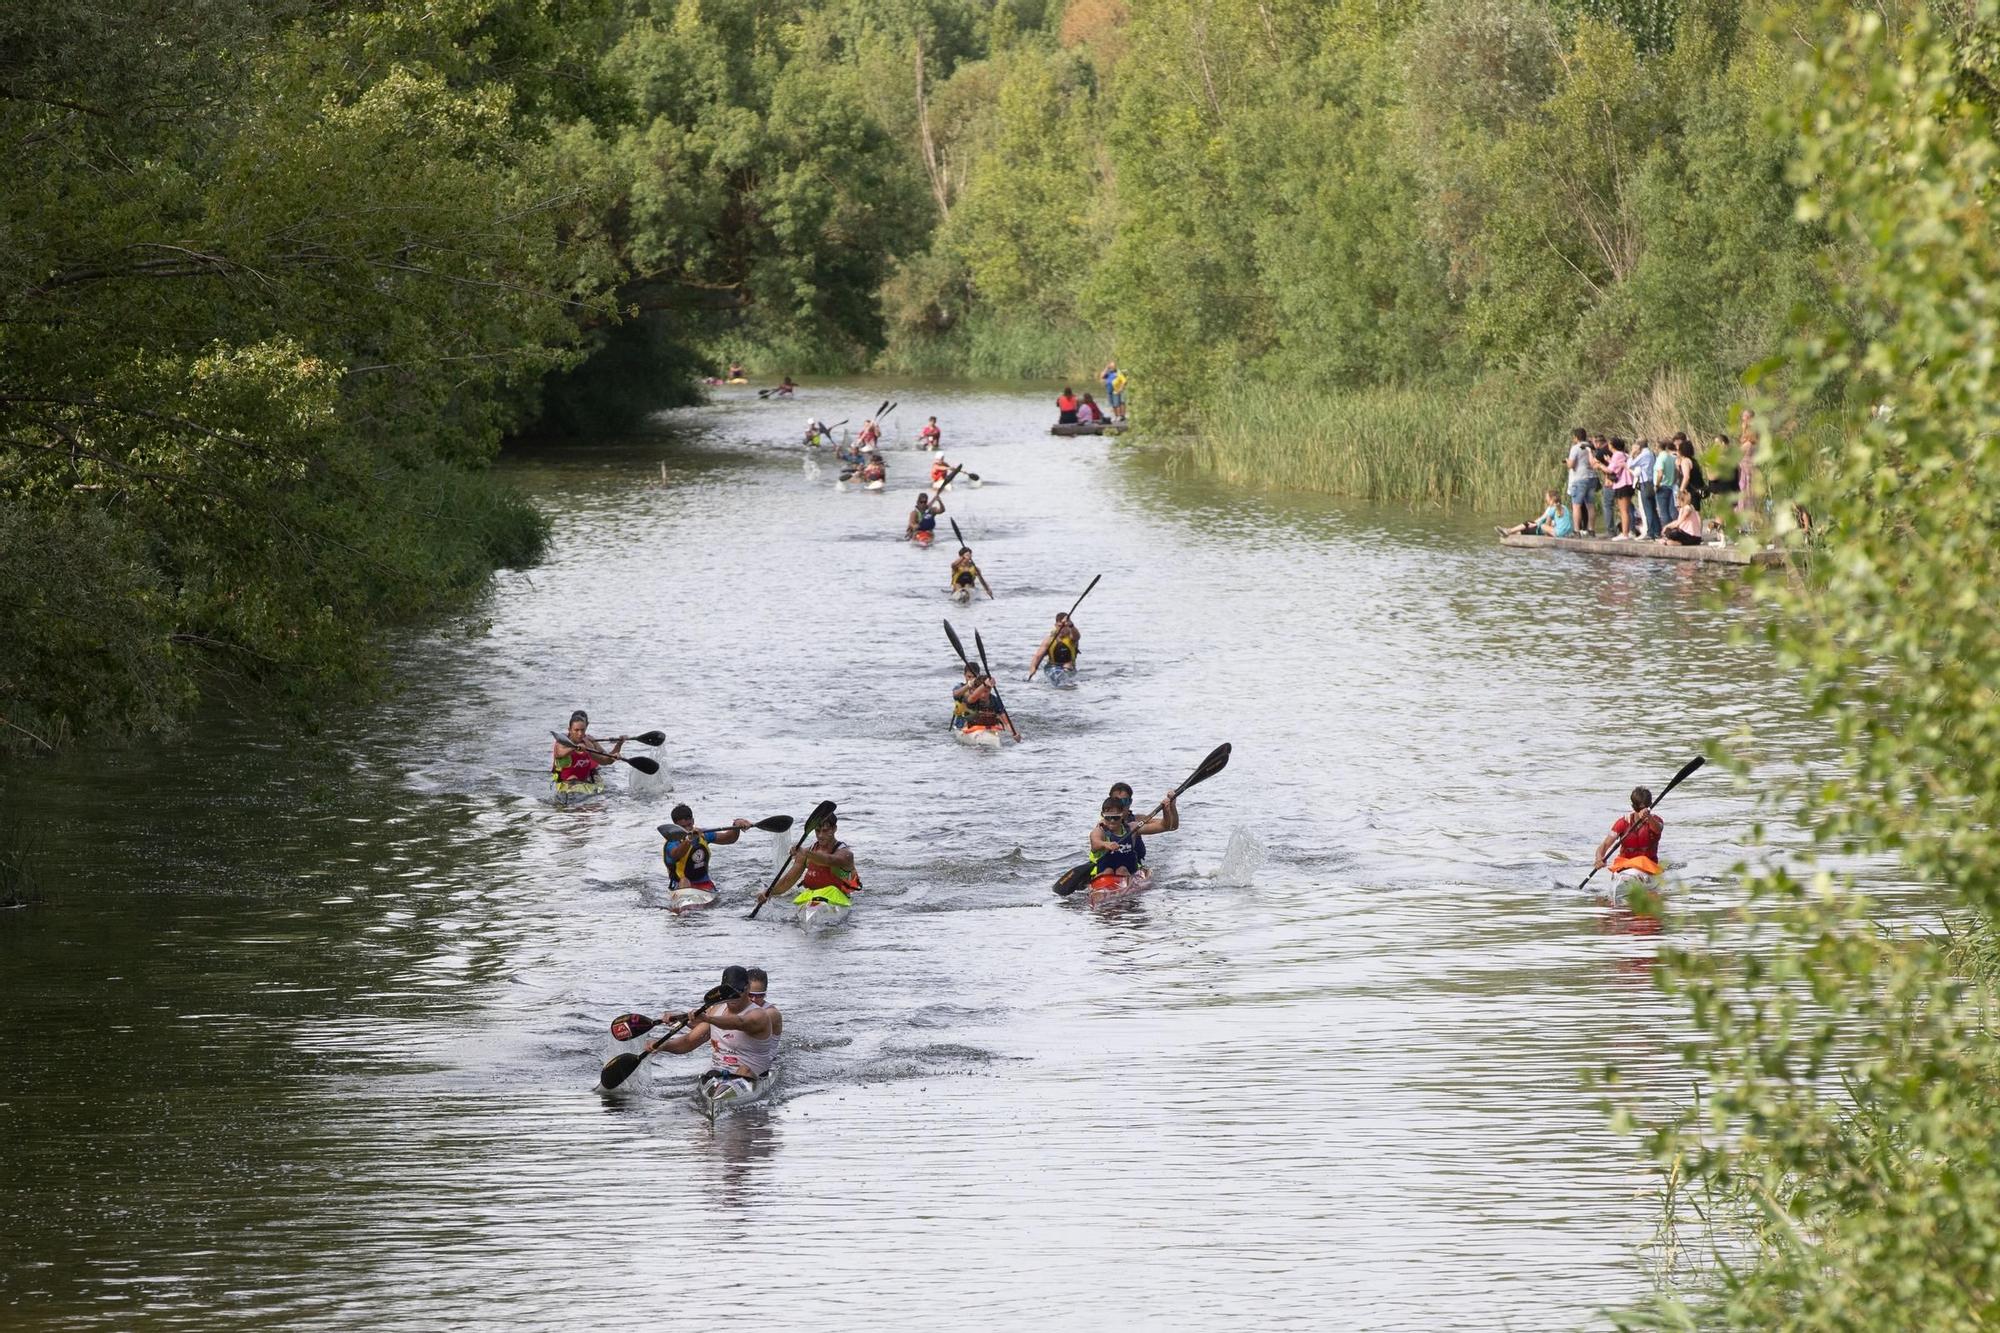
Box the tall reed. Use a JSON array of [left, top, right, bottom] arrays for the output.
[[1182, 382, 1553, 510]]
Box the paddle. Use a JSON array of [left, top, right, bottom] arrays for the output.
[[973, 629, 1021, 743], [1053, 742, 1233, 896], [549, 732, 661, 777], [655, 814, 794, 840], [1066, 575, 1101, 620], [943, 620, 1007, 736], [1575, 755, 1705, 892], [748, 799, 838, 919], [598, 985, 727, 1090]]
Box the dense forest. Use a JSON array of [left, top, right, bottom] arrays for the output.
[[0, 0, 1944, 747]]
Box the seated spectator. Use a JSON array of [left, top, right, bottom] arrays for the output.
[[1500, 490, 1573, 538]]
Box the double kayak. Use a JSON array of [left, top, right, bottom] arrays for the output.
[[696, 1068, 778, 1117], [547, 775, 606, 807], [953, 722, 1006, 749], [1087, 867, 1153, 906]]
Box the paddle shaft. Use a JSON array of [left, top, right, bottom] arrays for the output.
[[550, 733, 659, 775], [974, 630, 1021, 742], [1578, 756, 1705, 891], [1066, 574, 1102, 620]]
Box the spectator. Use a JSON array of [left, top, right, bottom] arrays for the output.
[[1565, 428, 1597, 536]]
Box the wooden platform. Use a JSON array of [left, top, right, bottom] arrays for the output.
[[1499, 533, 1782, 566], [1050, 422, 1125, 436]]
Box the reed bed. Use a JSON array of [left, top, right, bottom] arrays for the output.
[[1183, 382, 1552, 511], [877, 314, 1107, 381]]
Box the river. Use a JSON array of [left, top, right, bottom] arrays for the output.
[[1, 382, 1832, 1329]]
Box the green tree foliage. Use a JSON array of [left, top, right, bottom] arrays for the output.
[[1617, 4, 2000, 1323]]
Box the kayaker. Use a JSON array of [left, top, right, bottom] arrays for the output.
[[948, 546, 993, 599], [858, 418, 882, 450], [929, 455, 953, 489], [759, 813, 860, 915], [1090, 791, 1178, 881], [727, 361, 746, 381], [661, 804, 755, 894], [953, 661, 1004, 729], [906, 491, 944, 542], [918, 416, 942, 450], [647, 964, 782, 1090], [551, 710, 623, 785], [1108, 781, 1133, 811], [1056, 388, 1079, 425], [1594, 786, 1665, 878], [1026, 611, 1082, 679], [859, 455, 887, 485], [805, 418, 829, 448], [776, 376, 796, 397]]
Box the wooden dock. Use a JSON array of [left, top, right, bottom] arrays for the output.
[[1499, 533, 1782, 566]]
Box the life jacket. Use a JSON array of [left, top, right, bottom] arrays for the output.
[[801, 841, 860, 892], [953, 562, 977, 588], [1089, 825, 1146, 875], [663, 829, 713, 886], [553, 741, 598, 784], [916, 508, 937, 533], [1613, 812, 1662, 860], [1051, 633, 1077, 667]]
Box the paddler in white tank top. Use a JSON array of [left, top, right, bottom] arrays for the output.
[[650, 965, 782, 1084]]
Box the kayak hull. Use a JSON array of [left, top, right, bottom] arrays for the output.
[[1087, 867, 1153, 906], [865, 479, 885, 491], [954, 724, 1004, 749], [667, 885, 718, 914], [1041, 663, 1079, 689], [910, 530, 934, 547], [948, 587, 972, 605], [547, 776, 606, 807], [697, 1068, 777, 1116], [794, 900, 851, 932]]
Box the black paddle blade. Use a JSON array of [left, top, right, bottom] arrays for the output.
[[1657, 755, 1705, 801], [803, 799, 836, 835], [973, 629, 993, 673], [753, 814, 795, 833], [631, 730, 666, 747], [1053, 862, 1092, 897], [1178, 743, 1233, 794], [598, 1051, 644, 1090], [610, 1013, 656, 1041], [944, 619, 969, 665], [950, 518, 965, 548], [625, 755, 661, 776]]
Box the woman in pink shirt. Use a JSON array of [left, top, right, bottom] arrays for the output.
[[1592, 437, 1637, 539]]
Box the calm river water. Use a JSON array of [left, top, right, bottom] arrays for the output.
[[3, 383, 1831, 1329]]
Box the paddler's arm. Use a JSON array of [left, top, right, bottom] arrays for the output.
[[710, 818, 751, 846], [1138, 794, 1179, 835], [800, 844, 855, 875], [1592, 828, 1620, 867], [1026, 635, 1051, 679], [1088, 822, 1117, 853], [701, 1006, 776, 1038], [650, 1019, 710, 1056]]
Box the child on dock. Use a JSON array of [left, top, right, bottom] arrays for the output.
[[1500, 491, 1573, 538]]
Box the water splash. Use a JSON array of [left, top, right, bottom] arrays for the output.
[[1214, 826, 1267, 888]]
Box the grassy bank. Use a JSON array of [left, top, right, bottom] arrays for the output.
[[1179, 383, 1553, 511], [875, 313, 1109, 381]]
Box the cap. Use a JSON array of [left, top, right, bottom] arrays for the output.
[[719, 964, 750, 997]]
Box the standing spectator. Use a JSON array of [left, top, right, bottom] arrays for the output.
[[1678, 438, 1708, 514], [1592, 434, 1616, 535], [1653, 437, 1679, 529], [1565, 428, 1596, 536], [1737, 408, 1761, 532], [1102, 362, 1118, 413], [1110, 366, 1128, 421], [1633, 438, 1659, 537]]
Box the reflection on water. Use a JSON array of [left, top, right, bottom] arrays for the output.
[[2, 380, 1841, 1328]]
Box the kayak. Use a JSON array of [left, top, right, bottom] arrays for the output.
[[954, 722, 1005, 749], [910, 529, 934, 547], [794, 898, 851, 932], [865, 478, 885, 491], [948, 586, 972, 605], [547, 775, 606, 806], [696, 1068, 777, 1117], [1611, 867, 1663, 897], [1087, 867, 1153, 906], [667, 884, 718, 914], [1041, 663, 1079, 689], [725, 377, 748, 385]]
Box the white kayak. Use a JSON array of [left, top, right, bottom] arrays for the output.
[[793, 898, 852, 932], [1041, 663, 1079, 689], [953, 722, 1005, 749], [948, 586, 972, 604], [865, 478, 885, 491], [696, 1067, 778, 1117], [667, 884, 718, 914]]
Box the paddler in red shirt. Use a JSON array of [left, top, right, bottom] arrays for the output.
[[1594, 786, 1664, 877], [551, 710, 624, 784]]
